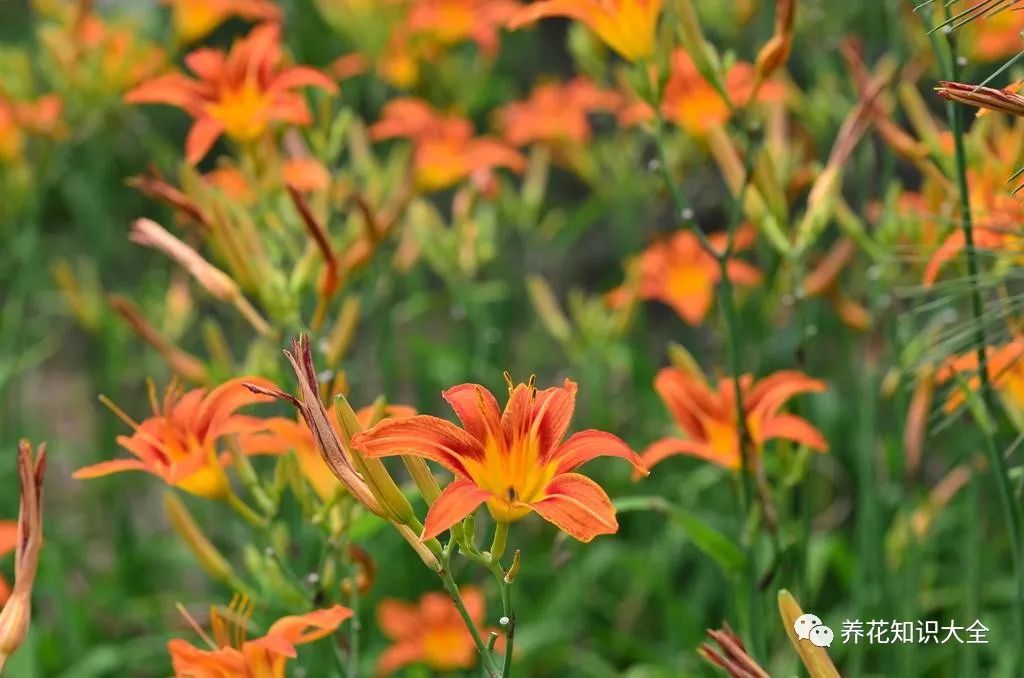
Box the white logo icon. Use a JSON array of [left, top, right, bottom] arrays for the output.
[[794, 612, 833, 648]]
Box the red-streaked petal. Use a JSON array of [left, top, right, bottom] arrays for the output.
[[529, 379, 578, 456], [352, 416, 484, 477], [185, 117, 225, 164], [443, 383, 503, 444], [531, 473, 618, 542], [421, 479, 491, 541], [760, 414, 828, 452], [72, 458, 150, 479], [551, 429, 647, 476]]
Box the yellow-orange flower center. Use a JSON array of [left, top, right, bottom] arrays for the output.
[[462, 436, 558, 523], [208, 80, 271, 141]]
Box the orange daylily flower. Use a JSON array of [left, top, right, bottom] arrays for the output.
[[166, 0, 282, 43], [169, 597, 352, 677], [370, 98, 524, 191], [610, 226, 762, 326], [0, 94, 63, 164], [407, 0, 522, 56], [125, 24, 337, 164], [962, 7, 1024, 62], [256, 404, 417, 502], [377, 586, 499, 676], [73, 377, 282, 499], [936, 339, 1024, 414], [0, 522, 15, 607], [352, 376, 647, 542], [38, 12, 165, 96], [641, 367, 828, 471], [497, 77, 623, 147], [624, 49, 786, 135], [508, 0, 663, 62], [922, 170, 1024, 287]]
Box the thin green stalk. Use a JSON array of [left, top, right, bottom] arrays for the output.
[[649, 111, 766, 657], [499, 579, 515, 678], [439, 549, 501, 677], [938, 24, 1024, 654]]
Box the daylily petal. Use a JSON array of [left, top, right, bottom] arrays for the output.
[[639, 436, 737, 472], [529, 380, 578, 456], [551, 429, 647, 476], [71, 458, 149, 479], [532, 473, 619, 542], [376, 640, 424, 675], [185, 116, 225, 164], [353, 415, 484, 477], [266, 605, 353, 645], [377, 599, 421, 640], [443, 383, 503, 444], [422, 479, 491, 541], [759, 414, 829, 451]]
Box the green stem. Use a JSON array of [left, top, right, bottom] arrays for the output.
[[438, 560, 501, 677], [939, 23, 1024, 655], [499, 578, 515, 678], [650, 113, 766, 658]]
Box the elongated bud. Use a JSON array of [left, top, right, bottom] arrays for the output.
[[504, 549, 521, 584], [753, 0, 796, 83], [108, 294, 208, 383], [667, 342, 704, 379], [163, 490, 235, 583], [335, 395, 418, 527], [778, 590, 840, 678], [245, 336, 386, 517], [52, 258, 101, 332], [130, 219, 273, 337], [131, 218, 238, 300], [700, 623, 769, 678], [674, 0, 722, 93], [936, 80, 1024, 117], [0, 440, 46, 672], [526, 276, 572, 343], [325, 296, 360, 367], [403, 456, 441, 504]]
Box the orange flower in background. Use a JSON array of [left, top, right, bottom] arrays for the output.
[[0, 522, 15, 607], [353, 376, 647, 542], [407, 0, 522, 55], [641, 367, 827, 471], [73, 377, 282, 499], [39, 12, 166, 95], [508, 0, 663, 62], [962, 7, 1024, 62], [611, 226, 761, 326], [169, 597, 351, 677], [0, 94, 63, 163], [167, 0, 282, 43], [922, 170, 1024, 286], [497, 77, 623, 147], [627, 49, 785, 135], [936, 339, 1024, 414], [256, 404, 417, 502], [125, 24, 337, 163], [370, 98, 524, 191], [377, 586, 497, 675]]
